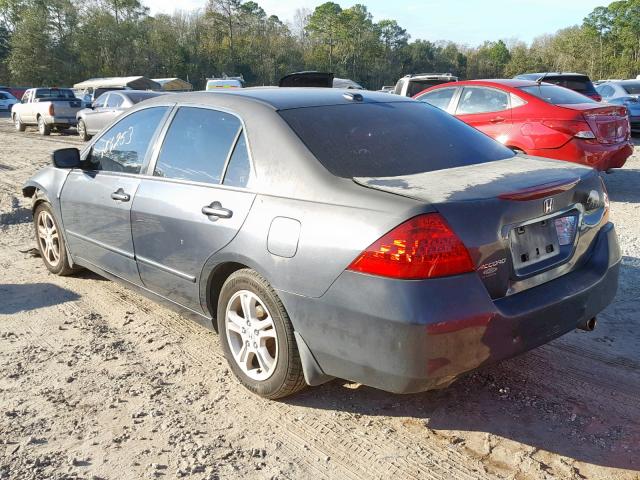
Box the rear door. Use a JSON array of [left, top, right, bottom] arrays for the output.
[[454, 86, 513, 141], [60, 106, 171, 285], [131, 106, 256, 313]]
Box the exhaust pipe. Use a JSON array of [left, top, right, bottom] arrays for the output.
[[577, 317, 597, 331]]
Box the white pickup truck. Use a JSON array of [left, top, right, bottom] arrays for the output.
[[12, 88, 83, 135]]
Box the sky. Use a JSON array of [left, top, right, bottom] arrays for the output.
[[143, 0, 609, 46]]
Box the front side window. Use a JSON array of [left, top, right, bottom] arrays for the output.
[[93, 93, 109, 108], [85, 107, 168, 174], [154, 107, 242, 184], [622, 83, 640, 95], [598, 85, 615, 98], [22, 91, 30, 103], [456, 87, 509, 114], [417, 88, 456, 110], [106, 94, 124, 108]]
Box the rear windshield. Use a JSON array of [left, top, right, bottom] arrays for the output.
[[519, 85, 596, 105], [279, 102, 514, 178], [126, 92, 162, 104], [34, 88, 75, 99], [539, 76, 596, 94], [622, 83, 640, 95]]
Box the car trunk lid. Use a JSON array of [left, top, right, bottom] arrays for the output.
[[558, 103, 629, 144], [354, 156, 607, 298]]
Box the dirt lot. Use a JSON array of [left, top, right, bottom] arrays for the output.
[[0, 113, 639, 480]]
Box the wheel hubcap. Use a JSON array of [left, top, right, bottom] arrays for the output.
[[225, 290, 278, 381], [37, 211, 60, 266]]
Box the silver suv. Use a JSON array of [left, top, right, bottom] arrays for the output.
[[393, 73, 458, 97]]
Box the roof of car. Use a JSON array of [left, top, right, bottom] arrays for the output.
[[142, 87, 414, 110], [600, 79, 640, 84]]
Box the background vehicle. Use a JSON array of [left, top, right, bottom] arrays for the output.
[[0, 91, 18, 112], [12, 88, 82, 135], [514, 72, 601, 101], [393, 73, 458, 97], [1, 86, 29, 99], [596, 80, 640, 132], [24, 89, 619, 399], [279, 72, 364, 89], [415, 79, 632, 170], [76, 90, 166, 141], [378, 86, 394, 93], [206, 77, 244, 90]]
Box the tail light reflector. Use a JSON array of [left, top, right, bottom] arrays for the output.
[[48, 103, 55, 116], [347, 214, 474, 279]]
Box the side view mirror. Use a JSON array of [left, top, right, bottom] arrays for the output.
[[52, 148, 81, 169]]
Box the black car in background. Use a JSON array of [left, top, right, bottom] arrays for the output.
[[514, 72, 601, 101]]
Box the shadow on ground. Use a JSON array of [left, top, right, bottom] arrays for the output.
[[285, 256, 640, 473], [0, 283, 80, 314]]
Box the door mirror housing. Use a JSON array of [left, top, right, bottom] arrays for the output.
[[52, 148, 82, 169]]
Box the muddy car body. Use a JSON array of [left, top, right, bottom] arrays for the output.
[[23, 89, 620, 398]]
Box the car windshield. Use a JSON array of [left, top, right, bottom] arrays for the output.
[[279, 102, 514, 178], [622, 83, 640, 95], [519, 85, 596, 105], [34, 88, 76, 99]]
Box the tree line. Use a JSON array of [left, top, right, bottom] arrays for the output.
[[1, 0, 640, 90]]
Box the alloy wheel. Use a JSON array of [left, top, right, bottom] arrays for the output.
[[37, 210, 60, 267], [225, 290, 278, 381]]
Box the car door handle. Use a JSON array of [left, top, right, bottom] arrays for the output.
[[202, 201, 233, 219], [111, 188, 130, 202], [490, 117, 506, 123]]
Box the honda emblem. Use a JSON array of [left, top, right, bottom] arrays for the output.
[[543, 198, 554, 214]]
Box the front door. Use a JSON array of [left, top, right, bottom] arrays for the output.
[[131, 106, 256, 313], [60, 106, 171, 284], [455, 86, 513, 142]]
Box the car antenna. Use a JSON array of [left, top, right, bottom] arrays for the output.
[[536, 72, 548, 85]]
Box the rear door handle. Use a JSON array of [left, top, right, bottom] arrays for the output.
[[111, 188, 130, 202], [202, 201, 233, 219], [490, 116, 506, 123]]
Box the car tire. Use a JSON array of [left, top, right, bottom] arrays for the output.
[[13, 114, 26, 132], [77, 119, 91, 141], [37, 116, 51, 136], [217, 269, 306, 399], [33, 202, 78, 276]]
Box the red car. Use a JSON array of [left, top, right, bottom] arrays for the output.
[[414, 79, 632, 171]]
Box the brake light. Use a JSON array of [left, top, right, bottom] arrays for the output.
[[347, 214, 474, 279], [542, 120, 595, 139], [48, 103, 55, 116]]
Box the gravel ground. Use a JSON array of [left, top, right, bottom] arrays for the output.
[[0, 113, 639, 480]]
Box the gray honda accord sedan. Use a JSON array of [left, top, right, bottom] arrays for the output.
[[23, 88, 620, 398]]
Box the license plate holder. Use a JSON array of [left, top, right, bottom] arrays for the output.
[[510, 219, 560, 270]]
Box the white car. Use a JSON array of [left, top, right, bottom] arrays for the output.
[[0, 91, 18, 112]]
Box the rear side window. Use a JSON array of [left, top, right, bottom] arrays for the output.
[[223, 133, 252, 188], [519, 85, 596, 105], [154, 107, 241, 184], [416, 88, 456, 110], [87, 107, 169, 174], [35, 88, 75, 99], [279, 102, 514, 178], [456, 87, 509, 114]]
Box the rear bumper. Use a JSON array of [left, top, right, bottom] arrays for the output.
[[529, 139, 633, 171], [282, 223, 621, 394], [49, 116, 77, 126]]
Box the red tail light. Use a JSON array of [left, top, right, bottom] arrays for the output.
[[590, 93, 602, 102], [48, 103, 55, 116], [347, 214, 474, 279], [542, 119, 595, 140]]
